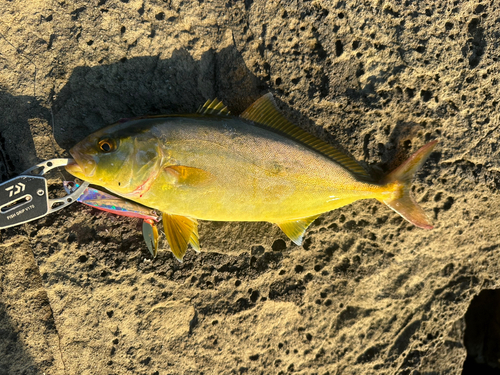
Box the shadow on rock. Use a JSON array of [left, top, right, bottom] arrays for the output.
[[52, 45, 267, 150], [0, 91, 43, 178]]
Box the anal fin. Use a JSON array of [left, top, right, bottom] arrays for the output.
[[276, 214, 321, 246], [162, 213, 199, 262]]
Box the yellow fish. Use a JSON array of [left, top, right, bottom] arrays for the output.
[[66, 94, 437, 261]]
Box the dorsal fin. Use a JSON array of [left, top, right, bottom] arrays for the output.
[[240, 93, 371, 180], [197, 98, 231, 116]]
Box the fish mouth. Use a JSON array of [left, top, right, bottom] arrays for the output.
[[65, 149, 97, 178], [65, 159, 84, 176]]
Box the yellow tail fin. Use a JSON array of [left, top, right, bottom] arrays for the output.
[[379, 140, 438, 229]]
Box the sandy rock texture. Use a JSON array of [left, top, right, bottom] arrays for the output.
[[1, 0, 500, 374]]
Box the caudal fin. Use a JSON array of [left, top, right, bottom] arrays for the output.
[[380, 140, 438, 229]]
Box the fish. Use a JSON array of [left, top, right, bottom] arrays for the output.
[[66, 93, 438, 261], [63, 181, 161, 257]]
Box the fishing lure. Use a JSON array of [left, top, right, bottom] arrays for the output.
[[64, 182, 160, 257]]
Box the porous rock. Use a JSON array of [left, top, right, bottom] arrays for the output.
[[1, 0, 499, 374]]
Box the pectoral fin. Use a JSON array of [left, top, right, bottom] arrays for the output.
[[276, 214, 321, 246], [164, 165, 213, 187], [162, 213, 199, 262]]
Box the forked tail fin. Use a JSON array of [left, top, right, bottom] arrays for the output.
[[379, 140, 438, 229]]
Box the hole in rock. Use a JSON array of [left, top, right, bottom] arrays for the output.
[[462, 289, 500, 375]]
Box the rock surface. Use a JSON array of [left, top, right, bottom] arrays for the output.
[[1, 0, 500, 374]]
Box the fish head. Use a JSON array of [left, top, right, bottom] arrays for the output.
[[66, 121, 164, 196]]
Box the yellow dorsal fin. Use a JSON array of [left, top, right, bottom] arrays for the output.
[[162, 213, 199, 262], [276, 214, 321, 246], [240, 93, 371, 180], [197, 98, 231, 116]]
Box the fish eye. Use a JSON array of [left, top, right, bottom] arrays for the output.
[[98, 138, 117, 153]]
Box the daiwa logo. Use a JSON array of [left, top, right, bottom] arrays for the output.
[[5, 183, 25, 197]]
